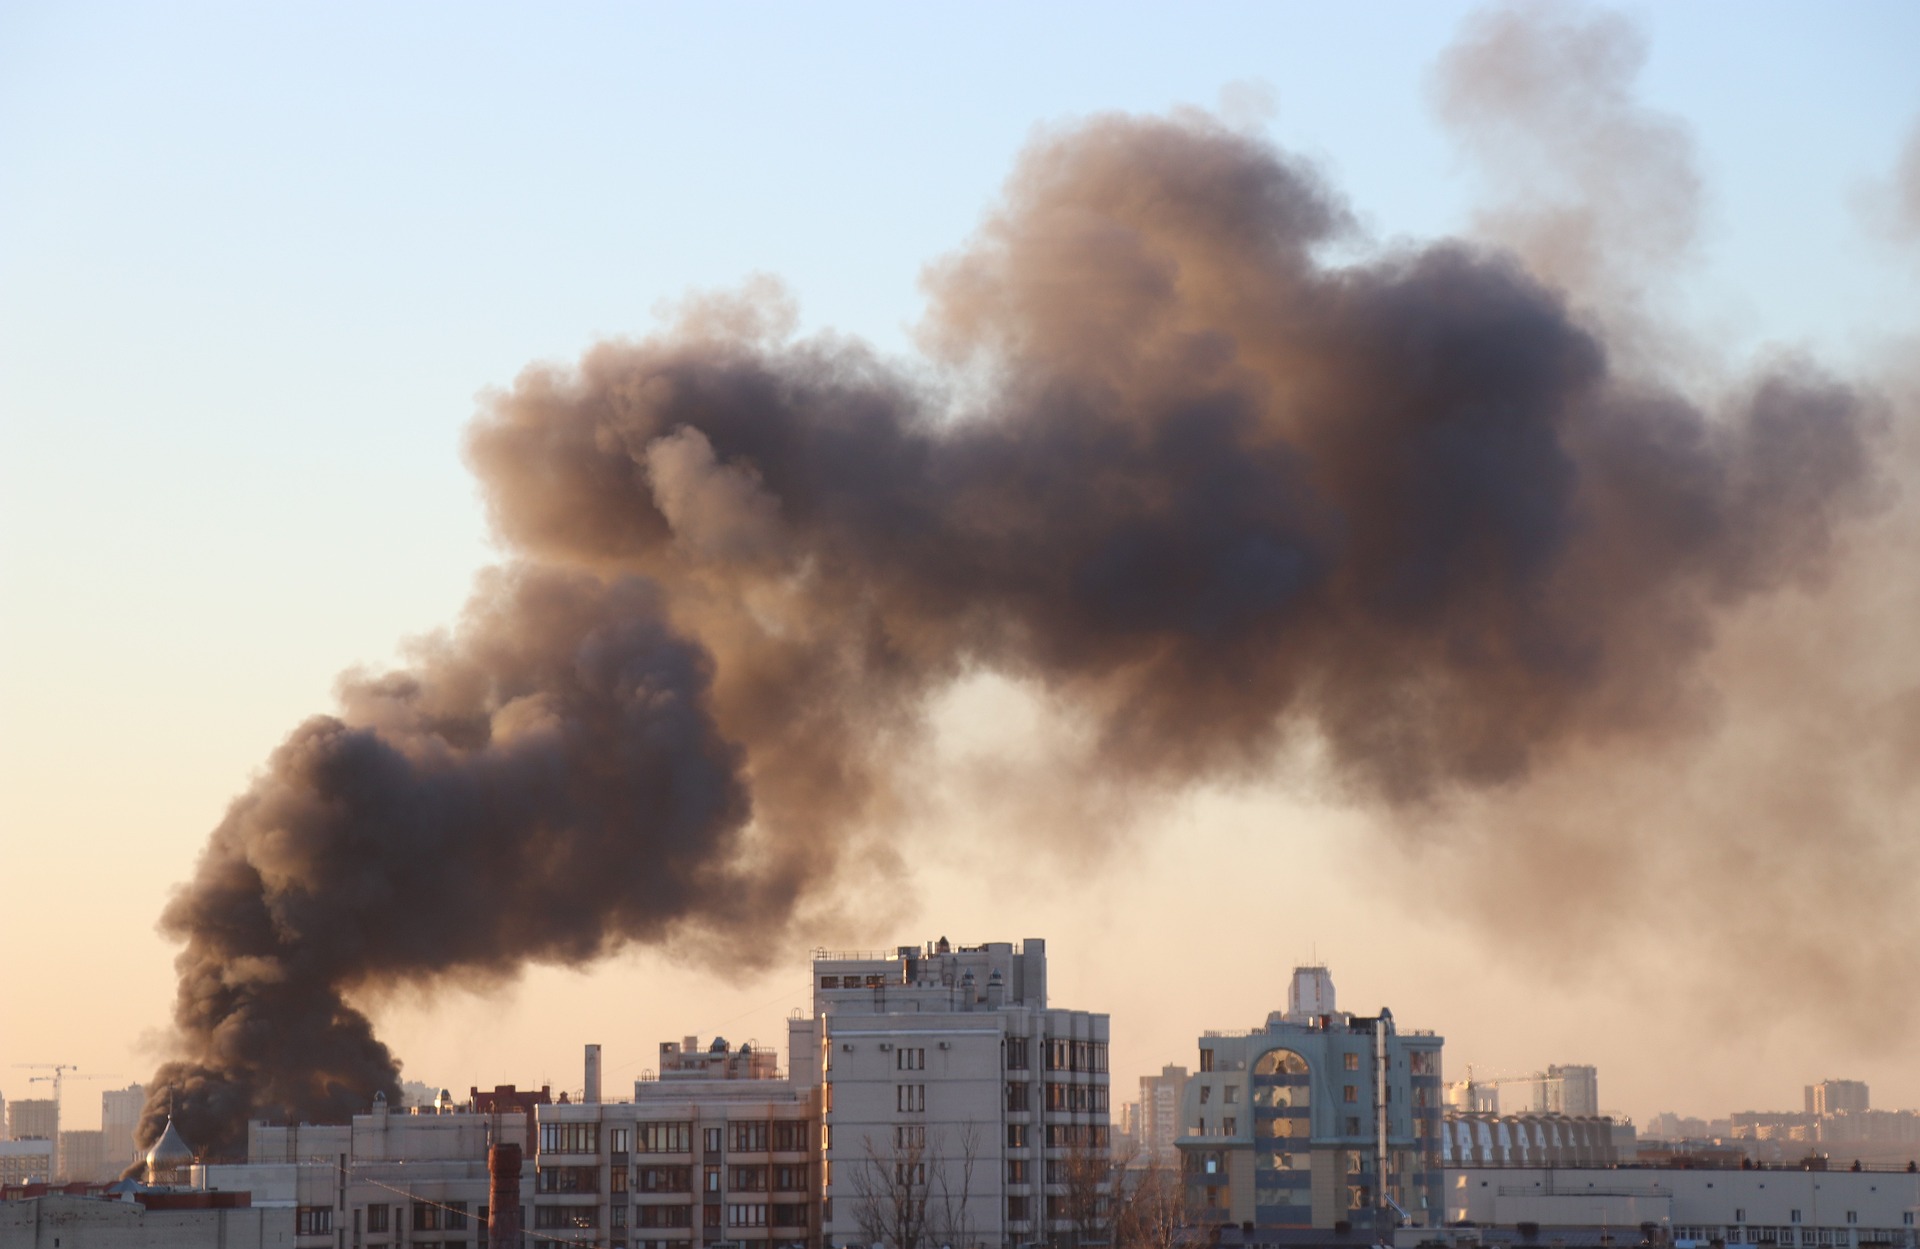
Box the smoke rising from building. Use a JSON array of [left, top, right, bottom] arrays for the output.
[[140, 58, 1905, 1151]]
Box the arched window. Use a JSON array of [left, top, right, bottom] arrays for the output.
[[1253, 1049, 1309, 1078]]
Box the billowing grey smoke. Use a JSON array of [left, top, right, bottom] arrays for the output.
[[141, 104, 1884, 1156]]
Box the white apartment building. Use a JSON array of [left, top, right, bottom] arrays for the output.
[[791, 938, 1111, 1249]]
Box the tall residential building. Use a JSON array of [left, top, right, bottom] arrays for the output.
[[57, 1128, 106, 1182], [5, 1099, 57, 1143], [1174, 965, 1444, 1236], [1138, 1065, 1190, 1163], [100, 1083, 146, 1175], [792, 937, 1111, 1249], [1546, 1064, 1599, 1117], [1806, 1079, 1871, 1116]]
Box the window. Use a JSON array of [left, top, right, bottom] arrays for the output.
[[1792, 1211, 1803, 1224], [1046, 1159, 1067, 1185], [611, 1166, 629, 1193], [703, 1204, 721, 1228], [820, 976, 839, 988], [611, 1128, 632, 1154], [611, 1205, 628, 1228], [1200, 1049, 1215, 1073], [537, 1166, 600, 1194], [771, 1204, 809, 1227], [414, 1203, 442, 1231], [896, 1047, 926, 1071], [540, 1122, 601, 1154], [728, 1204, 769, 1227], [896, 1084, 925, 1112], [705, 1165, 721, 1193], [730, 1122, 770, 1152], [535, 1207, 600, 1230], [367, 1205, 390, 1233], [638, 1165, 692, 1192], [773, 1164, 808, 1191], [894, 1125, 925, 1150], [1007, 1082, 1029, 1112], [1007, 1195, 1031, 1222], [772, 1120, 807, 1152], [1345, 1054, 1360, 1071], [636, 1206, 692, 1229], [1411, 1052, 1438, 1076], [1737, 1210, 1746, 1223], [1222, 1118, 1237, 1135], [1007, 1160, 1028, 1183], [1345, 1117, 1362, 1135], [1224, 1086, 1240, 1105], [297, 1207, 333, 1235], [1007, 1038, 1030, 1070], [895, 1162, 927, 1186], [1847, 1213, 1858, 1224], [637, 1121, 691, 1153], [1199, 1086, 1212, 1104], [1344, 1086, 1358, 1103], [705, 1127, 723, 1153], [446, 1202, 468, 1230]]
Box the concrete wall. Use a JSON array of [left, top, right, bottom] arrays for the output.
[[0, 1195, 291, 1249]]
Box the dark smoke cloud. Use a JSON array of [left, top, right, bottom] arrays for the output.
[[142, 568, 751, 1156], [144, 102, 1891, 1148]]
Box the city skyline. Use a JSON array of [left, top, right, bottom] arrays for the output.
[[4, 1, 1919, 1142]]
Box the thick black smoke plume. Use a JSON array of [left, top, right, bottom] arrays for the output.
[[141, 103, 1886, 1156]]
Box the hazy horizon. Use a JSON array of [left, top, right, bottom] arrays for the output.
[[4, 0, 1918, 1141]]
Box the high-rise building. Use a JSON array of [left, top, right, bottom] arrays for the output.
[[57, 1128, 106, 1182], [1805, 1080, 1870, 1116], [1174, 965, 1444, 1236], [1547, 1064, 1599, 1117], [6, 1098, 57, 1143], [1138, 1064, 1190, 1163], [793, 937, 1110, 1249], [100, 1083, 146, 1175]]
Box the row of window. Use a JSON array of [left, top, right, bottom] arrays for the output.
[[1004, 1194, 1086, 1222], [619, 1203, 813, 1230], [1044, 1040, 1110, 1073], [1044, 1082, 1110, 1113], [819, 974, 887, 989], [1003, 1159, 1114, 1185], [545, 1120, 810, 1156]]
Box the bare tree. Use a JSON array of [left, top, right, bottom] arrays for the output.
[[1059, 1132, 1115, 1249], [850, 1127, 933, 1249], [928, 1121, 982, 1249], [1108, 1150, 1186, 1249]]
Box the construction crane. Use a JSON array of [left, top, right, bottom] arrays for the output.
[[1453, 1064, 1570, 1115]]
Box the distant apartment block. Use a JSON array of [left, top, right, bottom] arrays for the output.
[[100, 1083, 146, 1176], [3, 1102, 55, 1144], [1808, 1080, 1871, 1116], [1138, 1064, 1190, 1163]]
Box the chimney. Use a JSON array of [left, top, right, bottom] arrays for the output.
[[584, 1044, 602, 1105], [488, 1143, 523, 1249]]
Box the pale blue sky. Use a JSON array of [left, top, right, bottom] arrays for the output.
[[3, 2, 1917, 1123]]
